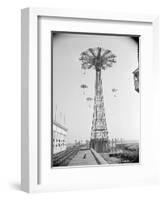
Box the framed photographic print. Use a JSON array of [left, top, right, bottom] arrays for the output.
[[51, 32, 140, 167], [21, 8, 159, 193]]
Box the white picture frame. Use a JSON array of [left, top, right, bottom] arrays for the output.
[[21, 7, 159, 193]]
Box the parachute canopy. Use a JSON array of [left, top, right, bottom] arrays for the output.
[[112, 88, 118, 93], [86, 97, 93, 101], [80, 84, 88, 89]]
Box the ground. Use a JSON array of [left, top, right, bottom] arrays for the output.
[[68, 149, 98, 166]]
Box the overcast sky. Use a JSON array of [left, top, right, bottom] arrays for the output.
[[52, 33, 140, 143]]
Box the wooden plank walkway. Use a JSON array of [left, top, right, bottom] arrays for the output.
[[68, 149, 98, 166]]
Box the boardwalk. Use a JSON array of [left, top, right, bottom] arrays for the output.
[[68, 149, 98, 166]]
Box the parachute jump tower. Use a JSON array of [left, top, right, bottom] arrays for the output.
[[79, 47, 116, 152]]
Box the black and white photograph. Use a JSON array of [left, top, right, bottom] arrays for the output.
[[51, 32, 140, 167]]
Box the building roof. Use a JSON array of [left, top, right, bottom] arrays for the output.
[[53, 120, 68, 132]]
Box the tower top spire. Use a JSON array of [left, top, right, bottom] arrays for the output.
[[79, 47, 116, 71]]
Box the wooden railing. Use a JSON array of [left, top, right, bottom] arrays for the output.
[[91, 148, 108, 164], [52, 146, 80, 167]]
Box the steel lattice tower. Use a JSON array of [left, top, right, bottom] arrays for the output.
[[79, 47, 116, 153]]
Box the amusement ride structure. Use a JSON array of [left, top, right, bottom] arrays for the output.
[[79, 47, 116, 152]]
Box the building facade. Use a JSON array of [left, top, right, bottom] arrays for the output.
[[53, 120, 68, 154]]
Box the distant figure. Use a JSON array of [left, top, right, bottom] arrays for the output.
[[83, 153, 87, 159]]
